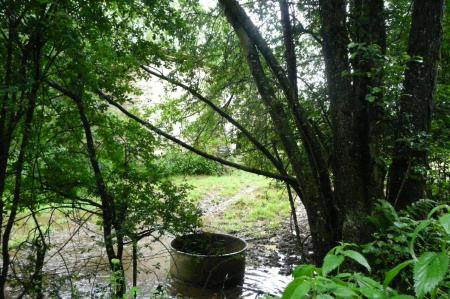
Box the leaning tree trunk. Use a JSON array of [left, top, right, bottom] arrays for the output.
[[388, 0, 445, 209], [221, 0, 340, 261], [47, 80, 128, 298]]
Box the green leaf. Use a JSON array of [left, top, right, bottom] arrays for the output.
[[332, 285, 357, 297], [371, 87, 382, 94], [384, 260, 413, 287], [292, 264, 317, 278], [439, 214, 450, 235], [413, 252, 449, 297], [354, 273, 383, 289], [282, 279, 310, 299], [391, 296, 415, 299], [316, 295, 334, 299], [360, 286, 383, 299], [366, 95, 376, 102], [342, 250, 371, 272], [322, 254, 344, 276], [409, 220, 431, 259]]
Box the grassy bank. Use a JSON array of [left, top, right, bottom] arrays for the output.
[[172, 171, 292, 237]]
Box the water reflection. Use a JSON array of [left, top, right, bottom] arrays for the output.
[[166, 265, 291, 298]]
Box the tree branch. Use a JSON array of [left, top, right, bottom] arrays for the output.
[[220, 0, 333, 203], [279, 0, 298, 98], [140, 65, 286, 174], [96, 89, 297, 184]]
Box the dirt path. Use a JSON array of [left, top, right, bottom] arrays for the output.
[[199, 185, 258, 216]]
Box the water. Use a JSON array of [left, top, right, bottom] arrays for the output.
[[10, 213, 293, 298], [51, 256, 291, 298], [165, 266, 291, 298]]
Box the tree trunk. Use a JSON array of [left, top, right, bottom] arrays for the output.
[[72, 94, 126, 297], [0, 31, 41, 297], [388, 0, 445, 209], [351, 0, 387, 204], [319, 0, 372, 243], [222, 4, 339, 261]]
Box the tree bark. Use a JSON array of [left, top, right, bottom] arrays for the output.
[[388, 0, 445, 209], [319, 0, 373, 243], [351, 0, 387, 204]]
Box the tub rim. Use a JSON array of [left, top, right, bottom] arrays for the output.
[[170, 232, 248, 258]]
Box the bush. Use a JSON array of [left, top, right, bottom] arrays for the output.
[[156, 150, 224, 176], [282, 201, 450, 298]]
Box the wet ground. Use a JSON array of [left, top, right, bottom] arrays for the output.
[[7, 181, 311, 298]]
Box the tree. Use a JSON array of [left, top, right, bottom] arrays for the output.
[[108, 0, 446, 261], [0, 1, 200, 297]]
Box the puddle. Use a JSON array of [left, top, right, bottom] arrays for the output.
[[43, 252, 291, 298], [8, 212, 294, 298], [42, 240, 291, 298], [165, 266, 290, 298]]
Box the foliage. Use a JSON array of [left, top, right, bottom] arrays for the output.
[[282, 201, 450, 298], [0, 0, 449, 296], [156, 150, 224, 176]]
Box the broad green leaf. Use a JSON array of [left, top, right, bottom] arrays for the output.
[[372, 87, 382, 94], [292, 264, 317, 278], [332, 285, 357, 297], [355, 273, 382, 288], [342, 250, 371, 272], [384, 260, 413, 287], [316, 295, 334, 299], [439, 214, 450, 235], [360, 286, 384, 299], [354, 273, 384, 298], [391, 296, 415, 299], [335, 273, 352, 279], [291, 281, 311, 299], [322, 254, 344, 276], [366, 95, 376, 102], [414, 252, 449, 297], [282, 278, 310, 299]]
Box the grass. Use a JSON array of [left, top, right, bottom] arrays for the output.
[[217, 187, 291, 237], [171, 170, 269, 202], [172, 170, 292, 238]]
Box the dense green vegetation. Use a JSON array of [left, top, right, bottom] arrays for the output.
[[0, 0, 448, 298], [283, 202, 450, 299], [157, 150, 224, 176]]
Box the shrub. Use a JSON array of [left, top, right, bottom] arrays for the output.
[[282, 201, 450, 298], [156, 150, 224, 176]]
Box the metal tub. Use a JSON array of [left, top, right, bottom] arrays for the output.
[[169, 232, 247, 288]]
